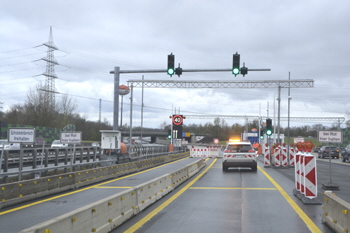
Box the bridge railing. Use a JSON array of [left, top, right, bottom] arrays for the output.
[[0, 144, 185, 183]]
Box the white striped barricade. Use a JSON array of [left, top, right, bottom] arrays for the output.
[[294, 150, 301, 192], [274, 144, 281, 167], [299, 151, 306, 195], [208, 146, 219, 157], [203, 148, 209, 158], [303, 151, 317, 199], [189, 146, 198, 158], [289, 144, 295, 167], [188, 145, 210, 158], [263, 143, 271, 167], [281, 143, 288, 167]]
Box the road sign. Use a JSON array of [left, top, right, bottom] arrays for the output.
[[8, 128, 36, 144], [294, 137, 304, 143], [317, 130, 342, 143], [172, 115, 183, 126], [60, 132, 82, 144], [213, 138, 219, 144]]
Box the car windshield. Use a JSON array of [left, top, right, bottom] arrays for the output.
[[52, 140, 61, 144], [227, 144, 252, 152]]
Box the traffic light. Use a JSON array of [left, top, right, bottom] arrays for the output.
[[175, 67, 182, 77], [167, 53, 175, 76], [232, 52, 240, 76], [167, 129, 172, 139], [241, 66, 248, 77], [266, 118, 272, 136], [260, 129, 264, 139]]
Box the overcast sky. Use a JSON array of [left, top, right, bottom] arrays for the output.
[[1, 0, 350, 131]]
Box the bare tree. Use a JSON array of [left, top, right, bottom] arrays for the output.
[[24, 84, 57, 127]]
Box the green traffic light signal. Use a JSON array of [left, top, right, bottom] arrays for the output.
[[266, 129, 272, 136], [232, 67, 240, 75], [167, 129, 172, 139], [266, 118, 272, 136], [232, 52, 240, 76], [167, 54, 175, 76]]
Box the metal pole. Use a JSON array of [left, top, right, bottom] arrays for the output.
[[329, 142, 332, 183], [113, 66, 120, 130], [40, 141, 45, 168], [99, 98, 101, 123], [141, 75, 144, 150], [287, 72, 291, 160], [120, 95, 123, 128], [0, 141, 4, 173], [277, 86, 281, 143], [19, 144, 23, 181], [129, 84, 134, 153]]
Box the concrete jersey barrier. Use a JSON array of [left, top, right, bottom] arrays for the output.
[[19, 159, 206, 233], [322, 191, 350, 233]]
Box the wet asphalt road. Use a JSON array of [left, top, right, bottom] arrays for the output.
[[1, 155, 349, 233], [114, 156, 350, 233]]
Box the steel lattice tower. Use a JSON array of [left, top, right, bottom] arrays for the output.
[[40, 26, 59, 105]]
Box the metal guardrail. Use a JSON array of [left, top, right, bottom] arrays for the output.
[[0, 145, 186, 182]]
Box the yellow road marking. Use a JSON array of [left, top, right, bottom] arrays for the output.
[[124, 158, 217, 233], [94, 186, 132, 189], [258, 166, 322, 233], [190, 187, 276, 190], [0, 157, 188, 216]]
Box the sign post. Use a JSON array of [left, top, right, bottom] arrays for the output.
[[317, 130, 342, 190], [61, 132, 82, 172], [8, 128, 36, 181]]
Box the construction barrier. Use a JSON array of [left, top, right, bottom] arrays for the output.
[[300, 152, 305, 195], [289, 145, 295, 167], [293, 142, 319, 203], [322, 191, 350, 233], [303, 152, 317, 199], [294, 151, 301, 191], [189, 145, 219, 158], [280, 144, 288, 167], [263, 143, 271, 167], [274, 144, 281, 167]]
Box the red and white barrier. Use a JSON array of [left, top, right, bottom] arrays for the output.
[[263, 143, 271, 167], [294, 151, 301, 191], [280, 144, 288, 167], [303, 152, 317, 199], [300, 152, 305, 195], [189, 145, 217, 158], [294, 142, 318, 200], [207, 146, 220, 157], [274, 145, 281, 167], [289, 146, 295, 167]]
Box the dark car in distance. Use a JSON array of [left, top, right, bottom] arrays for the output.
[[318, 146, 339, 159], [341, 144, 350, 162]]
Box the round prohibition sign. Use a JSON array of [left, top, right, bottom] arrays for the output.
[[172, 115, 183, 125]]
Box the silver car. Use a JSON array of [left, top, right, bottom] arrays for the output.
[[222, 140, 257, 172]]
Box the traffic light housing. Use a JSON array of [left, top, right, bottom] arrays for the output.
[[266, 118, 272, 136], [232, 52, 240, 76], [167, 53, 175, 76], [167, 129, 172, 139], [175, 67, 182, 77], [260, 129, 264, 139], [241, 66, 248, 77]]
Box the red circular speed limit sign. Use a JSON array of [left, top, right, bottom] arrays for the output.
[[172, 115, 183, 125]]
